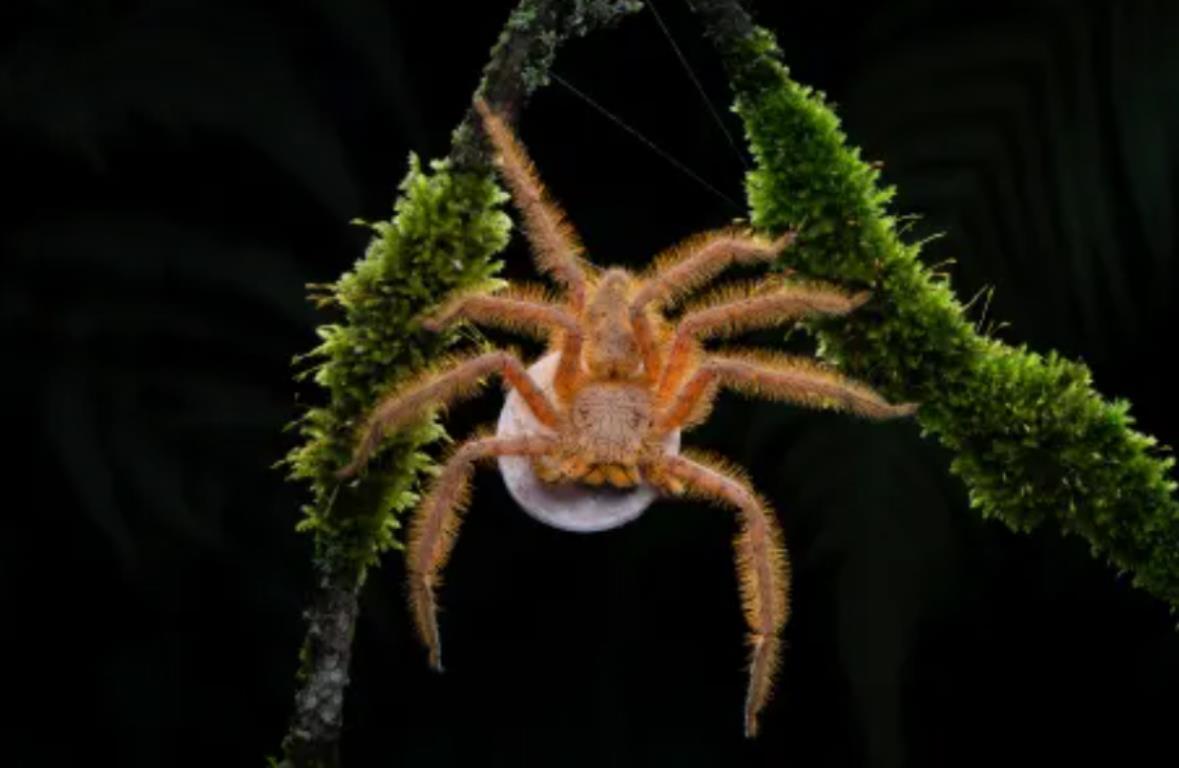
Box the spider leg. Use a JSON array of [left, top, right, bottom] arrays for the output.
[[629, 227, 795, 316], [424, 287, 585, 402], [646, 451, 790, 738], [408, 432, 558, 671], [656, 350, 918, 432], [475, 99, 590, 310], [424, 286, 579, 338], [656, 279, 870, 400], [337, 351, 559, 478], [629, 307, 664, 386]]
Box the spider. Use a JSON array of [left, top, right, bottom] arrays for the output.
[[337, 98, 918, 737]]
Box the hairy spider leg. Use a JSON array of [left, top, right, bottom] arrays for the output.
[[656, 351, 919, 432], [475, 98, 590, 311], [424, 286, 578, 336], [655, 280, 871, 402], [628, 303, 665, 387], [337, 351, 559, 479], [628, 226, 794, 383], [423, 286, 585, 402], [647, 451, 790, 739], [408, 432, 559, 671], [631, 226, 795, 313]]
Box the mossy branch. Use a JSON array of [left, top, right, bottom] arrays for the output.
[[690, 0, 1179, 608], [274, 2, 641, 766]]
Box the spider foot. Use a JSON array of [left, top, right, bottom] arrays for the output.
[[411, 573, 447, 674], [743, 631, 779, 739]]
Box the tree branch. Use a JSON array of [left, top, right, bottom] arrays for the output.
[[276, 2, 640, 766], [688, 0, 1179, 611]]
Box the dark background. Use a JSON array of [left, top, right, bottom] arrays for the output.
[[6, 0, 1179, 766]]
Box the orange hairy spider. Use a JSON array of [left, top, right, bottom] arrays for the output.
[[337, 98, 918, 737]]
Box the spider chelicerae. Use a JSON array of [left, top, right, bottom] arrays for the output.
[[337, 98, 918, 737]]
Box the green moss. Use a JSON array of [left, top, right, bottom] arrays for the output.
[[727, 28, 1179, 607], [282, 154, 510, 584]]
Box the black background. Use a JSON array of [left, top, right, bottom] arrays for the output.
[[6, 1, 1179, 766]]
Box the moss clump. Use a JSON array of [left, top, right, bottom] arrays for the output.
[[283, 154, 509, 584], [726, 27, 1179, 607]]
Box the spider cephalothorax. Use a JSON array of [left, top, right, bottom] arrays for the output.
[[338, 98, 918, 737]]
